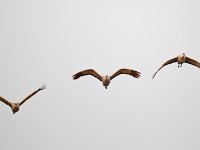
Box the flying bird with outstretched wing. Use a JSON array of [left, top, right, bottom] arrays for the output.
[[0, 85, 46, 114], [73, 68, 141, 89], [152, 53, 200, 79]]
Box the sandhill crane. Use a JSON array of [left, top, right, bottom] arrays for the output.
[[0, 85, 46, 114], [152, 53, 200, 78], [73, 68, 141, 89]]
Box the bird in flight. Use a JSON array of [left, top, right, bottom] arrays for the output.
[[0, 85, 46, 114], [152, 53, 200, 79], [73, 68, 141, 89]]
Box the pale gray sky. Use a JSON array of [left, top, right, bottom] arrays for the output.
[[0, 0, 200, 150]]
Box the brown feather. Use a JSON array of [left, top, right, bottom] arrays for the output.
[[19, 85, 46, 106], [110, 68, 141, 80], [185, 57, 200, 68], [152, 57, 177, 79], [72, 69, 102, 81], [0, 96, 12, 108]]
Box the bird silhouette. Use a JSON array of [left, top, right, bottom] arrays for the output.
[[152, 53, 200, 79], [73, 68, 141, 89], [0, 85, 46, 114]]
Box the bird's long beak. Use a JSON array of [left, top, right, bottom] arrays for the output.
[[105, 86, 107, 89]]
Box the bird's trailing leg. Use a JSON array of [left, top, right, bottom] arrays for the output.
[[178, 64, 183, 68]]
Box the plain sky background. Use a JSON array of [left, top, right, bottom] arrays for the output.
[[0, 0, 200, 150]]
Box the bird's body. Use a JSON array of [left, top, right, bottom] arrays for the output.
[[0, 85, 46, 114], [11, 103, 20, 114], [73, 68, 141, 89], [102, 75, 110, 89], [152, 53, 200, 78], [177, 53, 186, 67]]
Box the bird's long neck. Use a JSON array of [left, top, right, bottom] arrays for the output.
[[177, 53, 186, 64], [182, 53, 186, 62], [105, 76, 108, 83], [182, 53, 186, 58]]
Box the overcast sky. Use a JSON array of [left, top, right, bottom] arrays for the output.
[[0, 0, 200, 150]]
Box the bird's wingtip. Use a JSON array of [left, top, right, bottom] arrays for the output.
[[40, 84, 46, 90], [72, 75, 78, 80], [133, 71, 141, 78]]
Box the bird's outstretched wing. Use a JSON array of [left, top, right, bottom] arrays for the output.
[[0, 96, 12, 108], [152, 57, 177, 79], [185, 57, 200, 68], [72, 69, 102, 81], [19, 85, 46, 106], [110, 68, 141, 80]]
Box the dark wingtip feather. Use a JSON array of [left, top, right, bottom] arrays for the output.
[[72, 74, 78, 80], [131, 70, 141, 78], [152, 74, 155, 79], [72, 72, 82, 80]]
